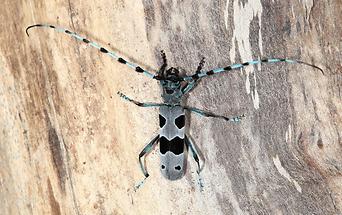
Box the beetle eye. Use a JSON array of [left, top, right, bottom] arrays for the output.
[[175, 166, 181, 170]]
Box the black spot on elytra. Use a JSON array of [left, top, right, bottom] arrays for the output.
[[159, 114, 166, 128], [159, 136, 184, 155], [161, 165, 165, 169], [118, 58, 126, 64], [135, 66, 144, 73], [65, 30, 71, 34], [83, 38, 90, 43], [261, 59, 268, 62], [175, 115, 185, 129], [100, 47, 108, 53], [242, 62, 249, 66], [49, 25, 55, 29], [175, 165, 181, 170]]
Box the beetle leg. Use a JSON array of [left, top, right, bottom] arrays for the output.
[[159, 50, 167, 76], [134, 134, 159, 191], [195, 57, 206, 74], [181, 58, 206, 95], [184, 135, 200, 173], [181, 80, 196, 95], [183, 106, 245, 123], [117, 91, 174, 108], [185, 135, 204, 191]]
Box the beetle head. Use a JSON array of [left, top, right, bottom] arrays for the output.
[[159, 67, 184, 96]]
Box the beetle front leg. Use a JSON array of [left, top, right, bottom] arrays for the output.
[[181, 57, 206, 95], [154, 50, 168, 79], [181, 80, 196, 95]]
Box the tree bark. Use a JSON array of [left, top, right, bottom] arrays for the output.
[[0, 0, 341, 214]]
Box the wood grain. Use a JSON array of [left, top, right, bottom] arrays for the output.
[[0, 0, 341, 214]]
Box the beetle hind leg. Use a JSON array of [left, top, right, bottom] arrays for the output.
[[185, 135, 204, 191], [134, 134, 159, 191]]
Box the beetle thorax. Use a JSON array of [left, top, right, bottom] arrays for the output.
[[160, 79, 183, 103]]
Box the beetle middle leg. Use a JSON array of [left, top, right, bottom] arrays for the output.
[[118, 91, 245, 123], [117, 91, 173, 108], [183, 106, 245, 123]]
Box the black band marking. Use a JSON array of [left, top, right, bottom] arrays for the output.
[[135, 101, 144, 106], [160, 136, 184, 155], [100, 47, 108, 53], [224, 66, 232, 71], [206, 70, 214, 75], [135, 66, 144, 73], [192, 74, 199, 80], [118, 58, 126, 64]]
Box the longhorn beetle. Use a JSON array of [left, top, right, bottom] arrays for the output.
[[26, 24, 324, 190]]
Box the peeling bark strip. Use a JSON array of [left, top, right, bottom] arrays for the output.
[[44, 110, 67, 192]]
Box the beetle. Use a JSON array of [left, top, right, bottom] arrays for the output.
[[26, 24, 323, 190]]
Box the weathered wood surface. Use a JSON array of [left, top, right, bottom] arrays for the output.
[[0, 0, 341, 214]]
